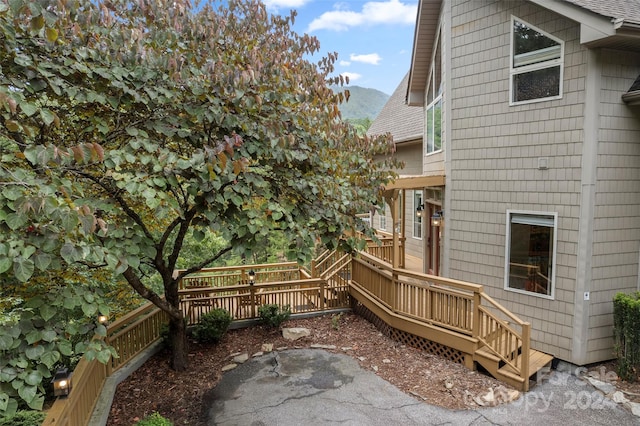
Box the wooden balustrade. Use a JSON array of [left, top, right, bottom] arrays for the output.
[[350, 251, 532, 385], [44, 248, 536, 425]]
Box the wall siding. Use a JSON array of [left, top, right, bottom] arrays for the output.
[[447, 0, 586, 361], [588, 49, 640, 363]]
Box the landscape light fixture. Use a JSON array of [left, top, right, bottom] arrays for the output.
[[52, 367, 71, 397], [431, 211, 444, 227], [98, 314, 108, 325], [248, 269, 256, 285]]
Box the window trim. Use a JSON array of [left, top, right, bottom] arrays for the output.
[[425, 25, 443, 156], [509, 16, 564, 106], [413, 191, 423, 240], [504, 210, 558, 299]]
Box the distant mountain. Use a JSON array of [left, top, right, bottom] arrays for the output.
[[332, 86, 389, 121]]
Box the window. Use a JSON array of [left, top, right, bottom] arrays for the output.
[[510, 17, 563, 104], [413, 192, 423, 239], [505, 211, 557, 298], [379, 207, 386, 231], [425, 28, 442, 155]]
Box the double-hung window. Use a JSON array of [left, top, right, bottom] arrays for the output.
[[510, 17, 564, 104], [505, 211, 557, 298], [425, 28, 442, 155]]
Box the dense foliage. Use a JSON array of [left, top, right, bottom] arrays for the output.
[[258, 303, 291, 328], [0, 0, 397, 412], [613, 292, 640, 381], [192, 308, 233, 343]]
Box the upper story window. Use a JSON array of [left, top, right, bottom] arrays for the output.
[[510, 17, 564, 105], [426, 28, 442, 155]]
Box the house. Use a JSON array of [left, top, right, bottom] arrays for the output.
[[371, 0, 640, 367]]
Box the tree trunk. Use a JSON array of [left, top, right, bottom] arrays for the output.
[[169, 314, 189, 371]]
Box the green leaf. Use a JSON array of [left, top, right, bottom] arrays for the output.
[[81, 302, 98, 317], [40, 350, 60, 369], [5, 213, 26, 230], [34, 252, 52, 271], [0, 335, 13, 350], [41, 329, 57, 342], [57, 340, 73, 356], [27, 393, 44, 410], [13, 257, 35, 282], [39, 108, 55, 125], [96, 348, 112, 364], [24, 370, 42, 386], [25, 330, 41, 345], [20, 102, 38, 116], [40, 303, 57, 321], [25, 345, 44, 360], [0, 257, 11, 274], [17, 384, 36, 404]]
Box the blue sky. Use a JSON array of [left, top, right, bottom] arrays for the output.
[[263, 0, 419, 95]]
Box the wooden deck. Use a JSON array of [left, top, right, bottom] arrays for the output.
[[349, 252, 553, 391]]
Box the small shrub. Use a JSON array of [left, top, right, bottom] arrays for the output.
[[134, 412, 173, 426], [192, 308, 232, 343], [258, 304, 291, 328], [331, 312, 344, 330], [0, 410, 45, 426], [613, 292, 640, 381]]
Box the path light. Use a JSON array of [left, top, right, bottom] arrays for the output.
[[248, 269, 256, 285], [431, 211, 443, 227], [98, 314, 108, 325], [53, 367, 71, 397]]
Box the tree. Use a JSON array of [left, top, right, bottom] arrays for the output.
[[0, 0, 396, 380]]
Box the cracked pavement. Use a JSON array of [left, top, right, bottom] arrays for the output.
[[204, 349, 639, 425]]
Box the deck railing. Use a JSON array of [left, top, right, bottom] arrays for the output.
[[43, 248, 531, 425], [351, 251, 530, 381], [42, 261, 346, 425], [361, 231, 405, 268], [42, 303, 169, 425]]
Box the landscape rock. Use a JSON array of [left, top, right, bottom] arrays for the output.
[[221, 363, 237, 372], [625, 401, 640, 417], [252, 351, 264, 358], [586, 377, 616, 395], [612, 391, 629, 404], [282, 327, 310, 341], [261, 343, 274, 353], [310, 344, 336, 350], [232, 353, 249, 364]]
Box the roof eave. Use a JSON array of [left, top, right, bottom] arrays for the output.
[[406, 0, 442, 107], [622, 91, 640, 106], [529, 0, 640, 48]]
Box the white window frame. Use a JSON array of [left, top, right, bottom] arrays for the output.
[[413, 191, 423, 240], [425, 26, 443, 156], [509, 16, 564, 105], [504, 210, 558, 299], [379, 206, 387, 231]]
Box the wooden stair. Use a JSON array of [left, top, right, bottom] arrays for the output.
[[474, 331, 553, 391]]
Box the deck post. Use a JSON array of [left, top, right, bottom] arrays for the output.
[[521, 322, 531, 391], [472, 291, 481, 339], [250, 284, 256, 318]]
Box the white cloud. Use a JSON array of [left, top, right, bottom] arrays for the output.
[[350, 53, 382, 65], [340, 72, 362, 83], [263, 0, 310, 10], [307, 0, 417, 32], [339, 60, 351, 66]]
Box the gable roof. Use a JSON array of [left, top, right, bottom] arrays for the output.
[[561, 0, 640, 25], [367, 72, 424, 144], [622, 74, 640, 105], [408, 0, 640, 106]]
